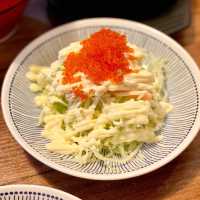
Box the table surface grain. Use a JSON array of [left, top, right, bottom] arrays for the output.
[[1, 1, 200, 199]]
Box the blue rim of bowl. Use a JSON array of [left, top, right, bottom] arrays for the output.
[[0, 184, 81, 200]]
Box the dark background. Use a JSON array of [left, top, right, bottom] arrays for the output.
[[24, 0, 191, 34]]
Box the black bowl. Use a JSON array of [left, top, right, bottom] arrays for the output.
[[47, 0, 176, 25]]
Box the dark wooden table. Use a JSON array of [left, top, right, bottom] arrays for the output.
[[0, 1, 200, 199]]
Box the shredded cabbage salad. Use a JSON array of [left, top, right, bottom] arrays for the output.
[[26, 29, 172, 164]]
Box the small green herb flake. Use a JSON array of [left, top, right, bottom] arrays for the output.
[[53, 102, 67, 113]]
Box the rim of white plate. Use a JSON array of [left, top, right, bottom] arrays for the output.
[[0, 184, 81, 200], [2, 18, 200, 180]]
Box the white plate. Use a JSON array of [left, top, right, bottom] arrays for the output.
[[0, 184, 81, 200], [2, 18, 200, 180]]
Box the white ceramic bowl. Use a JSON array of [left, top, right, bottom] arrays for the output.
[[0, 184, 81, 200], [2, 18, 200, 180]]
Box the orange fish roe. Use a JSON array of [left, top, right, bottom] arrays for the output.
[[63, 28, 135, 99], [72, 86, 87, 101]]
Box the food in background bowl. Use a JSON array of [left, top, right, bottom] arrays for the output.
[[26, 29, 172, 164], [0, 0, 27, 42]]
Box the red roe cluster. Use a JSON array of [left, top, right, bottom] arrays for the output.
[[62, 28, 135, 99]]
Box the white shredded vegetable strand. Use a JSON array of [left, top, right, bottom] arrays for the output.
[[26, 41, 172, 164]]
